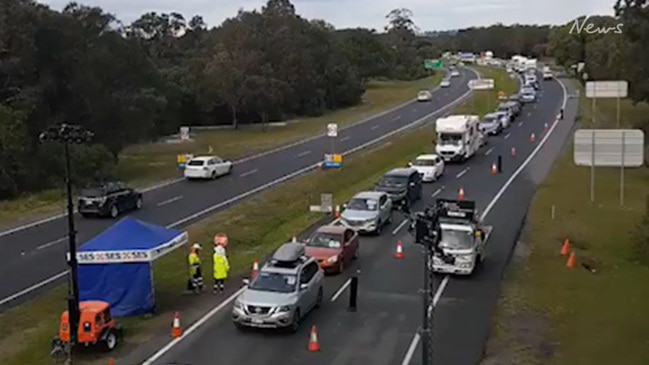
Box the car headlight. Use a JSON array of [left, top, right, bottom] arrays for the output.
[[276, 305, 291, 313], [234, 299, 244, 310], [327, 255, 339, 264]]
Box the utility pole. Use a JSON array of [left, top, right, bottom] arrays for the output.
[[39, 123, 94, 362]]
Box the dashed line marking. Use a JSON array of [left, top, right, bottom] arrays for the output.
[[157, 195, 183, 207], [485, 148, 493, 155], [297, 150, 312, 157], [456, 167, 470, 178], [239, 169, 258, 178]]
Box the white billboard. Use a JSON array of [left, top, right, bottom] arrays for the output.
[[468, 79, 495, 90], [585, 81, 628, 98]]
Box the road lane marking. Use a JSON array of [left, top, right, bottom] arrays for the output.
[[239, 169, 258, 178], [393, 116, 401, 121], [340, 136, 350, 142], [392, 219, 409, 235], [504, 133, 511, 139], [401, 276, 449, 365], [400, 77, 568, 365], [331, 278, 352, 302], [0, 271, 69, 307], [455, 167, 469, 178], [297, 150, 312, 157], [36, 237, 67, 251], [431, 185, 445, 197], [157, 196, 183, 207], [485, 148, 493, 156], [371, 125, 379, 130], [518, 121, 523, 127]]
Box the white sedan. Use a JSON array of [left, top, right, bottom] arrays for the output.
[[184, 156, 233, 180], [440, 79, 451, 88], [417, 90, 433, 102], [450, 70, 460, 77], [408, 154, 445, 182]]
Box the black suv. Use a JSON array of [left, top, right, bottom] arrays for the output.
[[374, 168, 422, 208], [78, 182, 143, 218]]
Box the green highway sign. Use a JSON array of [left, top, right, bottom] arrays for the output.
[[424, 59, 444, 69]]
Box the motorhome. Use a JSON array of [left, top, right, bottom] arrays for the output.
[[435, 115, 481, 162]]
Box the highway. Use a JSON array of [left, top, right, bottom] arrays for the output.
[[0, 69, 477, 310], [136, 76, 578, 365]]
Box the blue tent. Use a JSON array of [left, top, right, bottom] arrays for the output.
[[77, 217, 188, 317]]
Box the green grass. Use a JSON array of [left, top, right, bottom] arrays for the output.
[[454, 66, 518, 116], [0, 75, 442, 227], [482, 84, 649, 364], [0, 66, 507, 365]]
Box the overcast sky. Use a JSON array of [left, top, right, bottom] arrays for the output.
[[36, 0, 616, 30]]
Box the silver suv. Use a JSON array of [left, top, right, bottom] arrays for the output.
[[232, 243, 324, 332], [340, 191, 393, 235]]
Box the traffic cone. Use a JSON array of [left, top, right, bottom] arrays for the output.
[[491, 162, 497, 175], [395, 241, 404, 259], [171, 312, 182, 338], [458, 187, 465, 201], [308, 325, 320, 352], [511, 147, 516, 157], [252, 259, 259, 279], [530, 133, 536, 143], [334, 205, 341, 218], [566, 252, 576, 268], [560, 238, 570, 256], [108, 359, 115, 365]]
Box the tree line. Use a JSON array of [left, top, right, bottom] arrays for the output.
[[0, 0, 435, 199]]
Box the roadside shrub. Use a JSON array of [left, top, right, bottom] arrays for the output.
[[630, 194, 649, 265]]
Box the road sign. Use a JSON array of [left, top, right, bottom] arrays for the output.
[[577, 62, 585, 73], [214, 233, 228, 247], [327, 123, 338, 137], [468, 79, 494, 90], [179, 126, 190, 140], [585, 81, 628, 98], [424, 59, 444, 69], [309, 192, 334, 213], [323, 153, 342, 168], [574, 129, 644, 167]]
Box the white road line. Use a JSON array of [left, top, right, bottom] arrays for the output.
[[527, 112, 532, 117], [455, 167, 469, 178], [504, 133, 511, 139], [36, 237, 67, 251], [518, 121, 523, 127], [340, 136, 350, 142], [0, 271, 69, 307], [392, 219, 409, 235], [431, 185, 445, 197], [401, 77, 568, 365], [401, 276, 449, 365], [393, 116, 401, 121], [330, 278, 352, 302], [297, 150, 312, 157], [156, 196, 183, 207], [371, 125, 379, 130], [485, 148, 493, 156], [239, 169, 258, 178]]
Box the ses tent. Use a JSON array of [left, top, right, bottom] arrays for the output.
[[77, 217, 188, 317]]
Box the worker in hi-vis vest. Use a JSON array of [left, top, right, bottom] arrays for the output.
[[188, 243, 203, 293], [213, 245, 230, 293]]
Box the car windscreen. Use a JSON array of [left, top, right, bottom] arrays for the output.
[[80, 188, 105, 198], [347, 198, 378, 211], [438, 133, 462, 146], [378, 175, 408, 188], [412, 159, 436, 166], [249, 272, 297, 293], [308, 232, 342, 248], [187, 160, 205, 166], [439, 228, 474, 250], [482, 115, 497, 124]]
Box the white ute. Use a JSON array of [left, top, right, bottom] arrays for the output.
[[434, 115, 481, 162], [184, 155, 233, 180]]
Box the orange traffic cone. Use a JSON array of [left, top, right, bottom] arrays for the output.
[[560, 239, 570, 256], [395, 241, 404, 259], [171, 312, 182, 338], [530, 133, 536, 143], [308, 325, 320, 352], [566, 252, 576, 268], [252, 259, 259, 279], [108, 358, 115, 365], [491, 162, 497, 175], [334, 205, 341, 218], [458, 187, 465, 201], [511, 147, 516, 157]]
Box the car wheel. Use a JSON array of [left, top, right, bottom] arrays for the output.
[[102, 329, 117, 351], [228, 165, 233, 174], [315, 287, 323, 308], [289, 309, 300, 333], [135, 197, 142, 210], [211, 171, 217, 180], [109, 205, 119, 219]]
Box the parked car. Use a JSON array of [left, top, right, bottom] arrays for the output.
[[232, 243, 324, 332], [493, 111, 511, 129], [340, 191, 392, 235], [502, 100, 521, 117], [496, 103, 515, 122], [521, 87, 536, 103], [408, 154, 445, 182], [78, 182, 142, 218], [451, 70, 460, 77], [374, 168, 422, 208], [184, 155, 232, 180], [479, 113, 504, 135], [304, 225, 359, 274]]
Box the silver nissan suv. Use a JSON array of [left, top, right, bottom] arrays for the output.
[[232, 243, 324, 332]]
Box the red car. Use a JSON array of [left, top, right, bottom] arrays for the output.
[[304, 225, 359, 274]]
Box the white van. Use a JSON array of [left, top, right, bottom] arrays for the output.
[[435, 115, 481, 162]]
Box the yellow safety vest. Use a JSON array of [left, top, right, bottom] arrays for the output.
[[213, 254, 230, 280], [188, 252, 200, 276]]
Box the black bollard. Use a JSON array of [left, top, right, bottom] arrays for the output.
[[560, 108, 564, 120], [497, 155, 502, 173], [348, 276, 358, 312]]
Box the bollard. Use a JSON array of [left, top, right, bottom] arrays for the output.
[[559, 108, 564, 120], [348, 276, 358, 312], [497, 155, 502, 173]]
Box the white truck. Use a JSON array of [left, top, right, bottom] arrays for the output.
[[435, 115, 481, 163], [432, 199, 492, 275], [525, 58, 538, 72]]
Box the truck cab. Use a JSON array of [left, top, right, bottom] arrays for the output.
[[435, 115, 481, 163], [431, 199, 492, 275]]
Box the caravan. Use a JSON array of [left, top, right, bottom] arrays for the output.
[[435, 115, 481, 163]]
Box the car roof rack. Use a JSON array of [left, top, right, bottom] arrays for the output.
[[268, 243, 308, 268]]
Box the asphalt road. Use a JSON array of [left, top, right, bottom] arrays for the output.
[[143, 76, 577, 365], [0, 69, 477, 310]]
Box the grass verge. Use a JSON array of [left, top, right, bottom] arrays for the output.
[[482, 84, 649, 364], [454, 66, 518, 116], [0, 75, 442, 227], [0, 67, 508, 365]]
